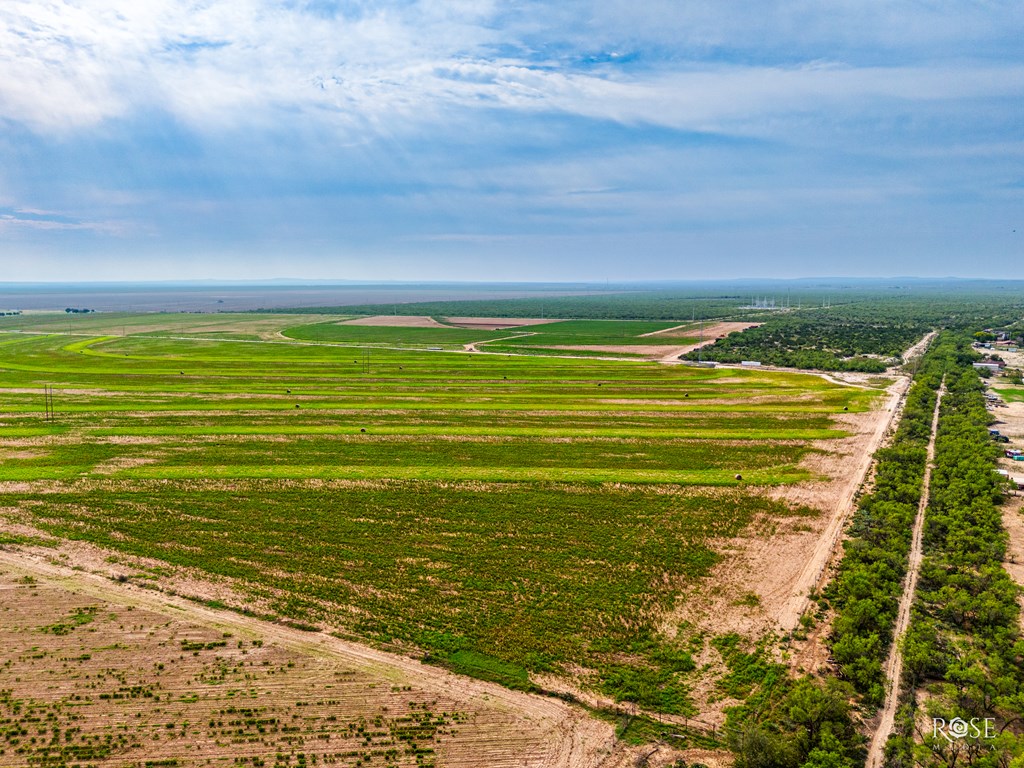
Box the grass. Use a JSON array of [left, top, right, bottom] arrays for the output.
[[12, 480, 808, 714], [479, 319, 692, 347], [278, 318, 694, 352], [281, 320, 509, 346], [993, 386, 1024, 402], [0, 319, 876, 711]]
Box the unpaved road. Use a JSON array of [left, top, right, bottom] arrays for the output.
[[865, 380, 944, 768], [1004, 494, 1024, 631], [775, 375, 911, 631]]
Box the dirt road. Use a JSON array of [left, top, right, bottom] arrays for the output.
[[865, 381, 944, 768], [775, 375, 911, 630]]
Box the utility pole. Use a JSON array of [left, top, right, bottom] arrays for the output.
[[43, 385, 54, 422]]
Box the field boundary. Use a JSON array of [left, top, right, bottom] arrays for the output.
[[864, 379, 944, 768], [777, 375, 912, 630]]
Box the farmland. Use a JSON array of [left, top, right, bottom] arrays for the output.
[[0, 311, 887, 764], [282, 317, 699, 357], [0, 551, 610, 768]]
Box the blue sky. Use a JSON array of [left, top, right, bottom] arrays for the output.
[[1, 0, 1021, 281]]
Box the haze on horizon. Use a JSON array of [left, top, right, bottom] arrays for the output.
[[1, 1, 1021, 283]]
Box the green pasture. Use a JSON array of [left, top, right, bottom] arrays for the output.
[[279, 318, 695, 351], [282, 320, 507, 346], [480, 319, 692, 347], [9, 480, 814, 712], [993, 386, 1024, 402], [0, 320, 876, 710]]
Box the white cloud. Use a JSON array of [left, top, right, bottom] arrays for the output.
[[0, 206, 126, 235], [1, 0, 1021, 139]]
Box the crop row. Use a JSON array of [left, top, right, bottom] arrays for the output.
[[4, 481, 813, 715]]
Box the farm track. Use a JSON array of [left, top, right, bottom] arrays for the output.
[[775, 375, 911, 631], [865, 380, 944, 768], [0, 545, 617, 768]]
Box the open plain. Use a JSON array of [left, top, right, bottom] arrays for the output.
[[0, 311, 889, 765]]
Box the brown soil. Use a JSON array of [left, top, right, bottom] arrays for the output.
[[0, 511, 703, 767], [341, 315, 449, 328], [993, 400, 1024, 482], [1002, 495, 1024, 630], [899, 331, 937, 367], [535, 322, 761, 362], [662, 376, 908, 705], [642, 321, 762, 339], [774, 380, 909, 631], [992, 394, 1024, 631], [0, 539, 624, 768]]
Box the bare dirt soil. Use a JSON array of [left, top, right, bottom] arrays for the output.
[[642, 321, 762, 339], [340, 315, 449, 328], [0, 532, 677, 767], [1003, 494, 1024, 631], [989, 389, 1024, 631], [897, 331, 937, 368], [500, 322, 761, 361], [773, 378, 909, 632], [992, 398, 1024, 485], [655, 377, 907, 722]]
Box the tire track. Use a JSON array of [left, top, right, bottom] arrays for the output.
[[865, 379, 944, 768]]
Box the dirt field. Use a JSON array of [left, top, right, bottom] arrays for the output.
[[991, 391, 1024, 630], [641, 321, 761, 339], [0, 511, 718, 768], [660, 376, 908, 699], [1003, 495, 1024, 630], [341, 315, 449, 328], [0, 539, 644, 768], [992, 397, 1024, 483]]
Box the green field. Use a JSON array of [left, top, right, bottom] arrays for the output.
[[0, 315, 874, 711], [280, 317, 697, 353]]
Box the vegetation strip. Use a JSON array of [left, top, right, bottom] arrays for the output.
[[865, 378, 944, 768], [886, 338, 1024, 768], [825, 358, 942, 704]]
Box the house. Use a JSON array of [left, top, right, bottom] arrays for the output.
[[974, 361, 1005, 373]]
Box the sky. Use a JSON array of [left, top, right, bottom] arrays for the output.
[[0, 1, 1022, 282]]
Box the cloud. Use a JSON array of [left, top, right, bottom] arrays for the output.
[[0, 1, 1021, 281], [2, 0, 1021, 140], [0, 205, 126, 235]]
